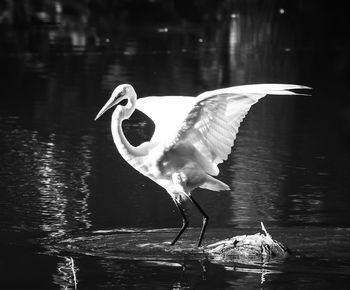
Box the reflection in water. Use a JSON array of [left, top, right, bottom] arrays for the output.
[[227, 96, 328, 226], [54, 256, 78, 290], [0, 117, 92, 237], [227, 98, 292, 225], [36, 133, 93, 238]]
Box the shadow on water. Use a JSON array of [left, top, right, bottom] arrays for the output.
[[1, 0, 350, 289]]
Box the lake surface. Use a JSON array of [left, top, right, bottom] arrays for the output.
[[1, 1, 350, 289]]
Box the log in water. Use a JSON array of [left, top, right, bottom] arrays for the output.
[[205, 222, 291, 261], [50, 222, 290, 264]]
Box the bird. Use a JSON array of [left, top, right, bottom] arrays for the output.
[[94, 83, 309, 247]]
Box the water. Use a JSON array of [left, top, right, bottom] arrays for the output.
[[1, 1, 350, 289]]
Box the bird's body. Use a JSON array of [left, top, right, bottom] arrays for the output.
[[95, 83, 309, 247]]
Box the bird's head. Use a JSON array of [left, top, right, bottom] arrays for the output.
[[94, 84, 136, 120]]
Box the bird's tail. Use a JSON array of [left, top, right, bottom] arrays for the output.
[[199, 175, 230, 192]]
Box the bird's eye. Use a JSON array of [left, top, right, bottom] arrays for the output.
[[120, 88, 127, 96]]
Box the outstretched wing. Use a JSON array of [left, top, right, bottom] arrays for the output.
[[160, 84, 310, 176]]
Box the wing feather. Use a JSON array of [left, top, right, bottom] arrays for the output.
[[158, 84, 310, 176]]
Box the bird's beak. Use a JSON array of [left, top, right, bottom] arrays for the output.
[[94, 95, 119, 121]]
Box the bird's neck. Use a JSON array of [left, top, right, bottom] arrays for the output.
[[111, 107, 140, 163]]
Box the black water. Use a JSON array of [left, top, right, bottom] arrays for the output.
[[1, 1, 350, 289]]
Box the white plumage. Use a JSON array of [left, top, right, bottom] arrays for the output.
[[95, 83, 310, 247]]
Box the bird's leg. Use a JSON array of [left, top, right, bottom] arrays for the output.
[[189, 195, 208, 247], [171, 199, 189, 246]]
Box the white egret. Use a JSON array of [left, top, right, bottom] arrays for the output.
[[95, 83, 309, 247]]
